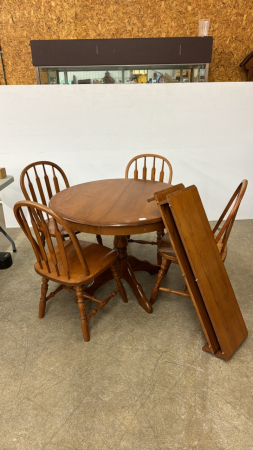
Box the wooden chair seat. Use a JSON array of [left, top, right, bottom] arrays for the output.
[[157, 233, 178, 262], [35, 240, 117, 285], [159, 233, 228, 262], [14, 200, 128, 342]]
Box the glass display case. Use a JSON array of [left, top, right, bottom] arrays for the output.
[[31, 38, 213, 85], [38, 64, 207, 84]]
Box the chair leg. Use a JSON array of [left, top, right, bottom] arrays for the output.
[[157, 252, 162, 266], [110, 262, 128, 303], [96, 234, 103, 245], [39, 277, 49, 318], [156, 230, 164, 265], [76, 286, 90, 342], [150, 259, 171, 305]]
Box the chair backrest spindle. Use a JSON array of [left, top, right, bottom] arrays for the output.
[[34, 166, 47, 205], [19, 207, 44, 269], [159, 160, 165, 182], [29, 208, 50, 263], [52, 167, 60, 193], [52, 217, 70, 278], [42, 164, 53, 199], [134, 160, 138, 179], [151, 157, 156, 180], [26, 171, 38, 203], [143, 157, 147, 180]]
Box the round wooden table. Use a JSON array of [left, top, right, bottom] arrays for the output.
[[49, 178, 169, 313]]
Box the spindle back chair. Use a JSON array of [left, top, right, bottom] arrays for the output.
[[20, 161, 102, 244], [125, 154, 173, 263], [150, 180, 248, 304], [20, 161, 70, 206], [20, 161, 71, 241], [14, 200, 127, 341], [125, 154, 173, 184]]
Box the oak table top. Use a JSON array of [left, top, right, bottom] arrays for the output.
[[50, 178, 170, 314], [49, 178, 169, 236]]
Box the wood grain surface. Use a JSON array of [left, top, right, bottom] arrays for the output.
[[153, 184, 220, 356], [49, 178, 169, 235], [168, 185, 248, 361]]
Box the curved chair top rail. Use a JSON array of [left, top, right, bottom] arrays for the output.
[[212, 179, 248, 250], [125, 154, 173, 184], [20, 161, 70, 206], [14, 200, 89, 279]]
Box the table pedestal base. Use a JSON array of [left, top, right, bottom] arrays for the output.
[[85, 235, 160, 313]]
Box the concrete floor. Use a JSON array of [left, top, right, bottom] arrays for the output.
[[1, 204, 253, 450]]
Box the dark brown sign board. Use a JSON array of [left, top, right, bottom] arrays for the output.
[[30, 37, 213, 67], [167, 185, 248, 361]]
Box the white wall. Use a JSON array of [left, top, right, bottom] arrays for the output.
[[0, 83, 252, 227]]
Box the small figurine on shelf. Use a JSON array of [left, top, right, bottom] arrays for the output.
[[137, 74, 147, 83], [130, 75, 138, 83], [102, 71, 115, 84]]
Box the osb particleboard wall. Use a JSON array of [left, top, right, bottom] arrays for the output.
[[0, 0, 252, 85]]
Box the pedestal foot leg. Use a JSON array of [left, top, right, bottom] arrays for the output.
[[123, 261, 152, 314]]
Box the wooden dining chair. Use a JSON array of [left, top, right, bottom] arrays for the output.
[[14, 200, 128, 341], [20, 161, 102, 244], [125, 154, 173, 264], [150, 179, 248, 304]]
